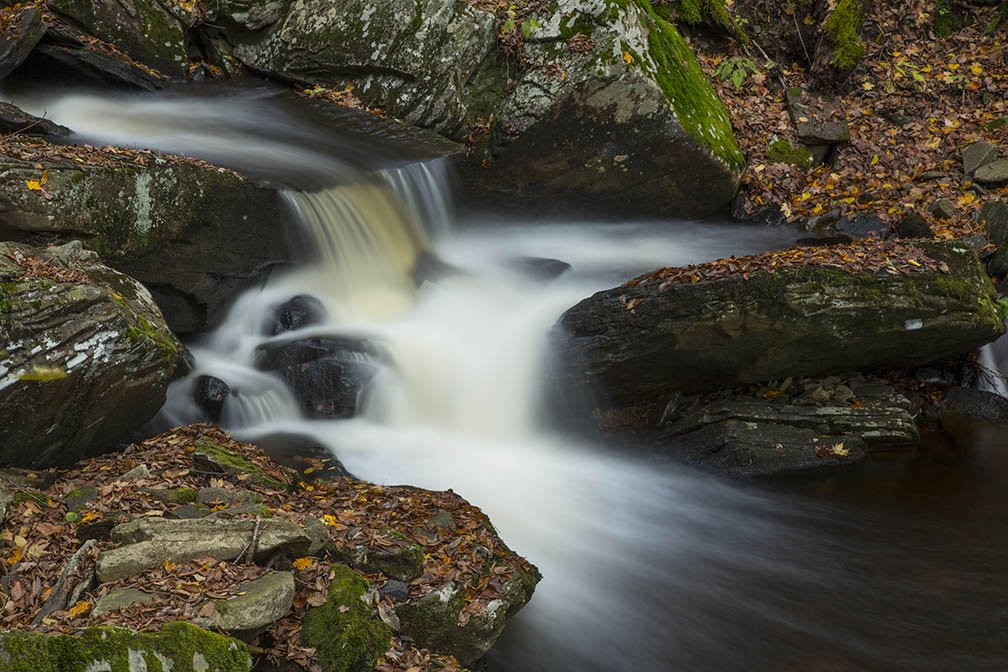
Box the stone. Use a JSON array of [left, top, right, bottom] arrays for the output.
[[192, 435, 291, 490], [786, 87, 851, 146], [0, 148, 290, 334], [834, 384, 854, 403], [379, 579, 410, 603], [0, 622, 251, 672], [768, 139, 816, 168], [29, 40, 165, 91], [92, 587, 157, 616], [196, 487, 263, 506], [197, 572, 296, 635], [835, 214, 891, 240], [507, 257, 572, 281], [222, 0, 743, 217], [0, 484, 12, 526], [97, 517, 309, 582], [0, 7, 45, 79], [333, 529, 425, 582], [980, 200, 1008, 275], [974, 158, 1008, 185], [302, 564, 391, 672], [942, 386, 1008, 424], [962, 141, 998, 176], [195, 375, 231, 421], [269, 295, 327, 334], [64, 484, 97, 513], [555, 241, 1005, 405], [117, 464, 151, 482], [930, 198, 956, 220], [0, 242, 180, 468]]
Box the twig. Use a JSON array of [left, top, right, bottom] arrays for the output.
[[235, 516, 262, 564], [794, 11, 812, 66], [32, 539, 96, 625]]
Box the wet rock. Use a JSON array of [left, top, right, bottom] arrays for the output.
[[556, 240, 1005, 405], [256, 337, 379, 419], [97, 516, 309, 582], [224, 0, 742, 217], [941, 386, 1008, 424], [981, 200, 1008, 275], [379, 579, 410, 603], [962, 141, 998, 176], [192, 435, 291, 489], [0, 6, 45, 79], [0, 148, 290, 334], [508, 256, 572, 281], [0, 242, 180, 468], [835, 214, 891, 240], [411, 251, 464, 286], [197, 571, 296, 635], [195, 375, 231, 421], [333, 529, 425, 582], [930, 198, 956, 220], [269, 295, 326, 334], [786, 88, 851, 146], [92, 587, 157, 617], [975, 158, 1008, 186]]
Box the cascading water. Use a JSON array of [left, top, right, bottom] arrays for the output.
[[18, 86, 1008, 672]]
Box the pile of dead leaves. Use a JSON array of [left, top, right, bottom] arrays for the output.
[[695, 0, 1007, 237], [627, 238, 947, 288], [298, 84, 386, 118], [0, 425, 535, 672], [3, 246, 90, 284]]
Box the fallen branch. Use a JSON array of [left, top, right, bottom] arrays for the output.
[[32, 539, 97, 625]]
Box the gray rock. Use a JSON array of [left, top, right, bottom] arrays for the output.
[[0, 6, 45, 79], [379, 579, 410, 603], [556, 241, 1005, 404], [786, 88, 851, 145], [975, 158, 1008, 185], [0, 102, 70, 137], [97, 517, 309, 582], [930, 198, 956, 220], [0, 153, 290, 334], [962, 141, 998, 176], [196, 487, 263, 506], [0, 242, 180, 468], [0, 485, 12, 526], [980, 200, 1008, 275], [197, 572, 295, 635], [942, 386, 1008, 424], [64, 485, 97, 513], [117, 464, 151, 482], [92, 587, 157, 616], [834, 384, 854, 403]]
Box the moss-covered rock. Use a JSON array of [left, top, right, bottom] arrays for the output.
[[0, 241, 180, 468], [768, 139, 816, 168], [193, 437, 291, 490], [302, 564, 392, 672], [556, 240, 1006, 404], [333, 528, 425, 581], [0, 621, 252, 672], [812, 0, 870, 85]]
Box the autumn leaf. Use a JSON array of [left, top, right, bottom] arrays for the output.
[[831, 442, 850, 457], [623, 51, 632, 64], [67, 600, 90, 618], [293, 557, 315, 571], [163, 560, 179, 572], [6, 547, 22, 566], [25, 179, 42, 191]]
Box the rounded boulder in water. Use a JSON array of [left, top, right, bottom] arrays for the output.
[[269, 295, 327, 334], [194, 375, 231, 421]]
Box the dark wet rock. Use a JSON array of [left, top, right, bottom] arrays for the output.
[[933, 0, 975, 37], [379, 579, 410, 603], [834, 214, 891, 240], [221, 0, 742, 218], [892, 212, 932, 239], [0, 5, 45, 78], [92, 587, 157, 617], [556, 240, 1005, 406], [975, 158, 1008, 186], [411, 251, 463, 286], [247, 431, 352, 479], [962, 141, 998, 176], [256, 337, 379, 419], [508, 256, 572, 281], [0, 148, 291, 333], [981, 200, 1008, 275], [941, 386, 1008, 424], [270, 295, 326, 335], [786, 87, 850, 148], [195, 375, 232, 421], [0, 241, 180, 468]]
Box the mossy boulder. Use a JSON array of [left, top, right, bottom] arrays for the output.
[[0, 241, 180, 468], [301, 564, 392, 672], [332, 528, 425, 581], [556, 240, 1006, 405], [0, 150, 291, 333], [768, 139, 815, 168], [0, 621, 252, 672], [193, 437, 291, 490], [44, 0, 188, 76], [219, 0, 742, 217]]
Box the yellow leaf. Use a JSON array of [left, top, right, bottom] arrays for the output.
[[862, 81, 874, 91], [623, 51, 632, 64], [26, 180, 42, 191], [971, 64, 983, 76], [163, 560, 179, 572], [67, 600, 90, 618], [6, 548, 22, 566], [870, 155, 879, 165], [80, 511, 101, 523], [831, 442, 849, 457], [41, 169, 49, 185], [293, 557, 314, 571], [321, 514, 339, 526]]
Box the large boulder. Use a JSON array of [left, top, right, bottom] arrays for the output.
[[0, 139, 291, 333], [0, 4, 45, 78], [217, 0, 743, 216], [0, 241, 181, 468], [556, 240, 1006, 406]]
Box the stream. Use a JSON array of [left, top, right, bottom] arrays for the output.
[[12, 84, 1008, 672]]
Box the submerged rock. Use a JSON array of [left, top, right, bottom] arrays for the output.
[[218, 0, 742, 216], [0, 241, 180, 468], [556, 240, 1005, 406], [0, 142, 290, 333]]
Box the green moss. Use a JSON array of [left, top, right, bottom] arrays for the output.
[[334, 529, 425, 581], [18, 365, 69, 382], [933, 0, 973, 37], [669, 0, 743, 37], [634, 0, 745, 171], [823, 0, 867, 71], [0, 622, 251, 672], [768, 139, 815, 169], [395, 584, 467, 657], [302, 565, 391, 672], [125, 314, 180, 362], [193, 437, 288, 490], [147, 486, 198, 504]]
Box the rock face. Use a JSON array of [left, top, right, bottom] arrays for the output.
[[0, 147, 291, 333], [0, 241, 181, 468], [556, 240, 1006, 406], [0, 102, 71, 137], [0, 622, 252, 672], [198, 572, 297, 635], [217, 0, 743, 216], [0, 5, 45, 78]]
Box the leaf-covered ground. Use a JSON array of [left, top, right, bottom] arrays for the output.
[[0, 425, 538, 671], [697, 0, 1007, 238]]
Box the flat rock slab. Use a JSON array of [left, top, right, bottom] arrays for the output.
[[97, 517, 309, 582], [974, 158, 1008, 185], [0, 101, 71, 137], [786, 87, 851, 145], [197, 571, 295, 634], [556, 240, 1005, 404], [962, 141, 998, 176], [92, 587, 157, 617]]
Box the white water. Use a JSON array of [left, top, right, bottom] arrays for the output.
[[25, 87, 1008, 672]]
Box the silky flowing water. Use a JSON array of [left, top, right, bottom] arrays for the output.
[[14, 85, 1008, 672]]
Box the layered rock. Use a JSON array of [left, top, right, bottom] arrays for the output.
[[0, 241, 180, 468], [214, 0, 743, 216], [556, 240, 1006, 407], [0, 140, 291, 333]]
